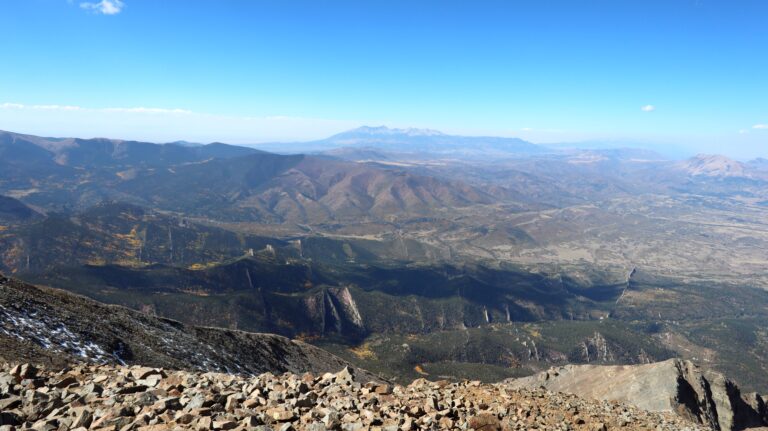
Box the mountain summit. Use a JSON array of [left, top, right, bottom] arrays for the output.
[[331, 125, 446, 139], [308, 125, 546, 158], [679, 154, 749, 178]]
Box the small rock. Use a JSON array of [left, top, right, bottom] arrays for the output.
[[212, 420, 238, 430], [469, 413, 501, 431], [52, 376, 78, 388], [266, 407, 295, 422], [130, 367, 164, 381]]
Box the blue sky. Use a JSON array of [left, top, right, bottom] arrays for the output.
[[0, 0, 767, 157]]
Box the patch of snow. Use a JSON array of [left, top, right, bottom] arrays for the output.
[[0, 303, 111, 363]]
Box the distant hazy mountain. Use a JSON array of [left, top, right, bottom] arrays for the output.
[[545, 139, 692, 159], [258, 126, 548, 158], [678, 154, 751, 178], [559, 148, 667, 162], [331, 126, 446, 140], [325, 126, 546, 156], [748, 157, 768, 171], [0, 130, 260, 170], [165, 140, 203, 148]]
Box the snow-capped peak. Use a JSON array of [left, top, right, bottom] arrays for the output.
[[349, 126, 445, 137]]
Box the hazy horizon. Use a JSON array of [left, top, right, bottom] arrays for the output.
[[1, 0, 767, 158]]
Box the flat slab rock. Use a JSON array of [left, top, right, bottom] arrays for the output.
[[0, 362, 707, 431], [507, 359, 768, 431]]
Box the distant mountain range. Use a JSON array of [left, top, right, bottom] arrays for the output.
[[0, 129, 508, 223], [257, 125, 548, 158], [3, 129, 767, 225]]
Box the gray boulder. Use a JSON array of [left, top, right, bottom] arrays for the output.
[[508, 358, 767, 431]]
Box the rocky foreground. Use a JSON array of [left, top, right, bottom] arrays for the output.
[[0, 363, 706, 431], [508, 360, 768, 431]]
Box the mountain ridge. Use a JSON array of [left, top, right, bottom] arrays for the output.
[[0, 129, 511, 223], [508, 359, 768, 431], [0, 273, 378, 380]]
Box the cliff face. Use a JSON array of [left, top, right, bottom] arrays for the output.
[[0, 274, 376, 381], [507, 359, 768, 431], [302, 287, 366, 337]]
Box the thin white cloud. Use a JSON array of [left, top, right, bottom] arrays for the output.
[[1, 102, 187, 114], [641, 105, 656, 112], [753, 124, 768, 130], [37, 105, 82, 111], [739, 129, 749, 134], [0, 101, 359, 143], [2, 103, 81, 111], [104, 107, 192, 114], [80, 0, 124, 15]]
